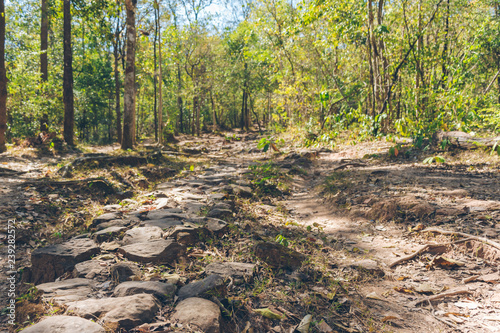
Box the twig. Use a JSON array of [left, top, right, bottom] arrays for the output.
[[414, 290, 472, 306], [462, 275, 480, 284], [334, 162, 367, 171], [424, 228, 500, 251]]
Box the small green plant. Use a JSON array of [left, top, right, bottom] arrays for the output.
[[388, 143, 403, 157], [423, 155, 446, 164], [491, 141, 500, 156], [440, 138, 450, 150], [275, 234, 289, 247]]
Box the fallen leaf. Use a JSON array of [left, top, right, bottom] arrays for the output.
[[316, 320, 334, 333], [454, 301, 478, 310], [427, 256, 465, 269], [366, 291, 385, 300], [253, 308, 283, 320], [414, 283, 440, 294], [296, 314, 312, 333], [393, 286, 414, 294]]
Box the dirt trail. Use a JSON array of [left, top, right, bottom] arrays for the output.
[[0, 133, 499, 333]]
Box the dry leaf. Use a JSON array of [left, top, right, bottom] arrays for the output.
[[366, 292, 385, 301], [393, 286, 414, 294], [427, 256, 465, 269]]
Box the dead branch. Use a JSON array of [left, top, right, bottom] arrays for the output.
[[424, 228, 500, 252], [414, 290, 472, 306], [334, 162, 367, 171], [389, 238, 472, 268]]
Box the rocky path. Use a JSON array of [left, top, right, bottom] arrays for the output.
[[0, 133, 499, 332]]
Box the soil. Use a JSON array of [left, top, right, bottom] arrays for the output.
[[0, 131, 499, 333]]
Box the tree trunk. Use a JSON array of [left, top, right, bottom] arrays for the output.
[[153, 5, 158, 141], [63, 0, 74, 146], [122, 0, 137, 150], [41, 0, 48, 81], [177, 63, 183, 133], [113, 18, 122, 143], [0, 0, 5, 153], [157, 1, 163, 143]]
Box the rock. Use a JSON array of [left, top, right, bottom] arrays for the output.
[[171, 298, 221, 333], [154, 198, 171, 210], [177, 274, 225, 300], [205, 262, 255, 280], [140, 218, 184, 229], [110, 262, 141, 283], [350, 259, 385, 277], [21, 315, 105, 333], [146, 209, 187, 220], [118, 239, 185, 264], [91, 212, 121, 227], [37, 278, 96, 305], [100, 241, 121, 251], [207, 208, 232, 219], [182, 201, 206, 214], [185, 217, 229, 235], [113, 281, 176, 301], [254, 242, 306, 270], [122, 226, 163, 245], [165, 225, 210, 246], [208, 193, 226, 201], [66, 294, 159, 330], [95, 219, 134, 231], [92, 226, 127, 243], [73, 260, 108, 279], [31, 238, 100, 284]]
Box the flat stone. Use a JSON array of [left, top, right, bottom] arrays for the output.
[[205, 262, 255, 279], [207, 208, 232, 219], [21, 315, 105, 333], [254, 242, 306, 270], [100, 241, 121, 251], [73, 260, 108, 279], [184, 217, 229, 235], [31, 238, 100, 284], [110, 262, 141, 283], [178, 274, 225, 300], [91, 212, 121, 226], [113, 281, 176, 301], [146, 209, 187, 220], [103, 204, 122, 211], [140, 218, 183, 229], [154, 198, 171, 210], [92, 226, 127, 242], [165, 225, 210, 246], [122, 226, 163, 245], [171, 297, 221, 333], [118, 239, 185, 264], [182, 201, 206, 214], [66, 294, 159, 330], [95, 219, 134, 231], [37, 278, 96, 305], [208, 193, 227, 201]]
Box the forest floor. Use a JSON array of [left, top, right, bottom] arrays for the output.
[[0, 130, 499, 333]]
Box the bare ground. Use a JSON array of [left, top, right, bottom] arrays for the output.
[[0, 132, 499, 333]]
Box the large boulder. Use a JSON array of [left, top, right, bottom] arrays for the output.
[[66, 294, 159, 330], [21, 315, 105, 333], [31, 238, 100, 284], [118, 239, 185, 264], [171, 297, 221, 333]]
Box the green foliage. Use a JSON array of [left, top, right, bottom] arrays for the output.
[[249, 162, 290, 197], [275, 234, 289, 247], [423, 156, 446, 164]]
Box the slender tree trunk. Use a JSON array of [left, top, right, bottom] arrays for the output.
[[41, 0, 48, 81], [0, 0, 6, 153], [157, 1, 163, 143], [63, 0, 74, 146], [177, 62, 183, 133], [153, 5, 158, 141], [122, 0, 137, 150], [441, 0, 450, 88], [210, 88, 217, 132], [113, 18, 122, 143]]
